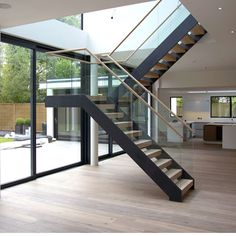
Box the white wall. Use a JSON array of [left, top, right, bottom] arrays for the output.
[[155, 69, 236, 122], [2, 20, 88, 50], [159, 69, 236, 89], [157, 88, 236, 123]]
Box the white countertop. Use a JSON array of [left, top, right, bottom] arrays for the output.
[[205, 123, 236, 126]]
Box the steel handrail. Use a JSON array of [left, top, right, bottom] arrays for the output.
[[47, 47, 184, 138]]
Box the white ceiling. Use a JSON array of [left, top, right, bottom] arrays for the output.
[[169, 0, 236, 72], [0, 0, 149, 28], [1, 0, 235, 73]]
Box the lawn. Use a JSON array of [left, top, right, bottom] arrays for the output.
[[0, 137, 14, 144]]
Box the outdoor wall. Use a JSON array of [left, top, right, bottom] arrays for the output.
[[0, 103, 46, 132]]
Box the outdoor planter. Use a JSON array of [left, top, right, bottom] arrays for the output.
[[23, 118, 31, 135], [15, 118, 25, 134]]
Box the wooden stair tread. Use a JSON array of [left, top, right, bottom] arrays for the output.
[[144, 72, 160, 79], [97, 104, 115, 110], [139, 79, 152, 87], [176, 179, 194, 195], [115, 121, 132, 128], [118, 97, 130, 103], [181, 35, 195, 45], [153, 158, 172, 169], [134, 139, 152, 149], [171, 44, 186, 53], [152, 63, 168, 71], [165, 169, 182, 181], [190, 24, 205, 36], [89, 95, 107, 102], [144, 149, 162, 158], [162, 54, 176, 62], [105, 112, 124, 119], [124, 130, 142, 137]]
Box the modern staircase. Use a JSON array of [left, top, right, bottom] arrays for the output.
[[138, 23, 206, 89], [45, 0, 208, 202], [105, 5, 207, 100], [46, 94, 194, 202]]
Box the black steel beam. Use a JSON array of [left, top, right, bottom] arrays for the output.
[[46, 95, 183, 201]]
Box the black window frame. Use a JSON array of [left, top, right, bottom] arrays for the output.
[[210, 96, 236, 118], [0, 33, 123, 190]]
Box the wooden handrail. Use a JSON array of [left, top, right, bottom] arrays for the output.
[[109, 0, 162, 56], [46, 47, 184, 138], [106, 54, 193, 133]]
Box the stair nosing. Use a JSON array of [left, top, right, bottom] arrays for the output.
[[144, 149, 162, 158], [153, 158, 172, 169], [165, 168, 182, 181], [176, 179, 194, 196]]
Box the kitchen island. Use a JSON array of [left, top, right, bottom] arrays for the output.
[[203, 123, 236, 149]]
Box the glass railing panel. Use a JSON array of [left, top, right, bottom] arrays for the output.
[[45, 50, 193, 171], [110, 1, 190, 68], [124, 4, 190, 67], [110, 0, 180, 61]]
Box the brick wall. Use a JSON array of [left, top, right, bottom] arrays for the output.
[[0, 103, 46, 132]]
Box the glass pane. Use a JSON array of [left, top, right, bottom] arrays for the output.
[[36, 52, 81, 173], [111, 0, 190, 68], [171, 97, 183, 117], [57, 14, 82, 29], [211, 96, 230, 117], [0, 42, 32, 184], [112, 140, 123, 153], [232, 97, 236, 118], [98, 126, 109, 157]]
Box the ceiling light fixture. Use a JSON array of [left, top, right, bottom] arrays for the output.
[[0, 3, 11, 9], [218, 7, 222, 10], [230, 30, 235, 34]]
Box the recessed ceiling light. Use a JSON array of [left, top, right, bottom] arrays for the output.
[[218, 7, 222, 10], [230, 30, 235, 34], [0, 3, 11, 9]]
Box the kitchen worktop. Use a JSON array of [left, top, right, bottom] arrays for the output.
[[203, 123, 236, 149]]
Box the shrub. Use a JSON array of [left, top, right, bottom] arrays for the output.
[[15, 118, 25, 126], [24, 118, 31, 126]]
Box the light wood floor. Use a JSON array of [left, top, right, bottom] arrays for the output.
[[0, 141, 236, 232]]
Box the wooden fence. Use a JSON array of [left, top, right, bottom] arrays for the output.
[[0, 103, 46, 132]]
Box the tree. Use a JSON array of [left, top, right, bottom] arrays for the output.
[[0, 44, 31, 103], [0, 44, 81, 103], [57, 15, 81, 29]]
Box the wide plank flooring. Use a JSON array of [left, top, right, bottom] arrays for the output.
[[0, 141, 236, 232]]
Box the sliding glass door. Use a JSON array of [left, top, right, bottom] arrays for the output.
[[0, 34, 125, 189], [0, 42, 32, 184], [36, 52, 82, 173]]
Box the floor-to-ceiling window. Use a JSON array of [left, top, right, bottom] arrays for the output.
[[36, 52, 82, 173], [0, 42, 32, 184], [0, 34, 125, 189]]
